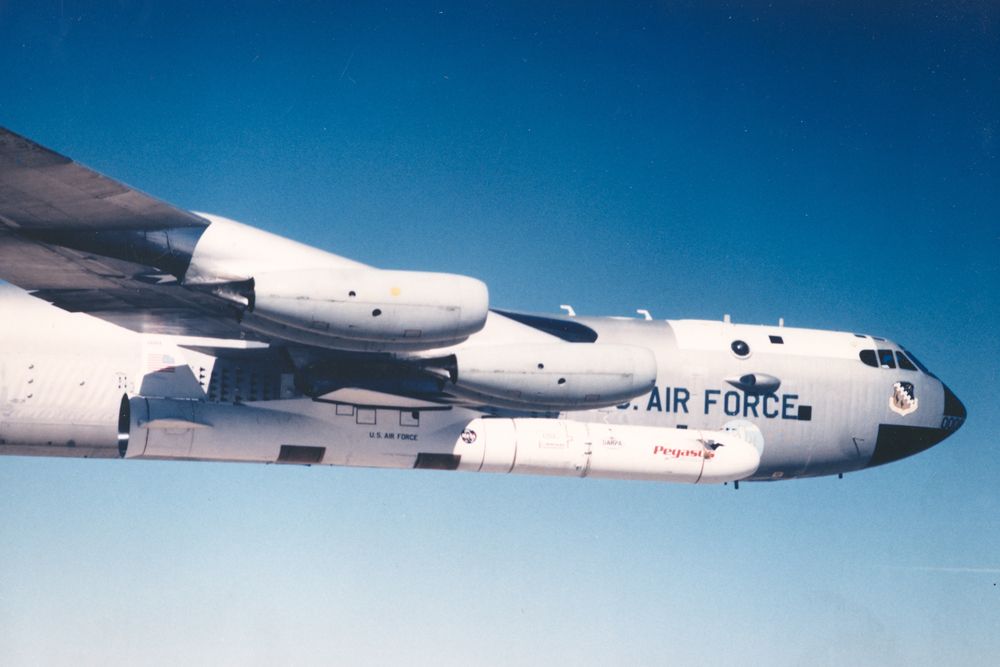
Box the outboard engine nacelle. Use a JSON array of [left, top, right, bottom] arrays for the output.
[[249, 268, 489, 348]]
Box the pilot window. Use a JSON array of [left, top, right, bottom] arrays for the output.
[[860, 349, 914, 371], [896, 351, 918, 371], [903, 348, 934, 375]]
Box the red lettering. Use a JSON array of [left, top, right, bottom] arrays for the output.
[[652, 446, 707, 459]]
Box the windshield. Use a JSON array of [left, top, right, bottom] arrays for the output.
[[902, 347, 936, 377]]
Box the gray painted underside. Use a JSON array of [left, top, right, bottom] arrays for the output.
[[0, 127, 253, 339]]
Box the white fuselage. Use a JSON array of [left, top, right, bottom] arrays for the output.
[[0, 283, 959, 482]]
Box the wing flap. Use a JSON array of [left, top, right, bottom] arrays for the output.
[[0, 229, 124, 289]]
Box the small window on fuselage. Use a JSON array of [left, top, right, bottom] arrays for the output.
[[859, 350, 878, 367], [878, 349, 896, 368], [896, 351, 918, 371]]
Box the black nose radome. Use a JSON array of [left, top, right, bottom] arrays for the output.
[[867, 424, 951, 467], [943, 384, 966, 421], [867, 383, 966, 468]]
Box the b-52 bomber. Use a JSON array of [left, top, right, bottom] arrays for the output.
[[0, 128, 966, 484]]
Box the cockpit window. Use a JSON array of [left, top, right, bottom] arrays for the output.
[[902, 348, 936, 377], [860, 348, 923, 372], [896, 351, 918, 371]]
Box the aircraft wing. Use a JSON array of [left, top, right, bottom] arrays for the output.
[[0, 127, 261, 339], [0, 128, 206, 233], [0, 128, 496, 351], [0, 128, 662, 415]]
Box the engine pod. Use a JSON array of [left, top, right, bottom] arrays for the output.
[[251, 268, 489, 345], [451, 343, 657, 410]]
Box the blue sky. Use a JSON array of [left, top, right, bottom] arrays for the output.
[[0, 2, 997, 665]]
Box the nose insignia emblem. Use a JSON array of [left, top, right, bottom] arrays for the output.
[[890, 381, 919, 416]]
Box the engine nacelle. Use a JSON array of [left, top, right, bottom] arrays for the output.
[[450, 343, 657, 410], [250, 268, 489, 347]]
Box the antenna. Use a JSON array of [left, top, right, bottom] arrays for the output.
[[559, 304, 576, 317], [636, 309, 652, 321]]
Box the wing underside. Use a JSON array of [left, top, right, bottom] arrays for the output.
[[0, 127, 255, 339]]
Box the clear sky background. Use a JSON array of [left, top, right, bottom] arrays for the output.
[[0, 2, 997, 665]]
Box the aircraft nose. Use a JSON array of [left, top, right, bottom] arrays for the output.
[[867, 380, 966, 468], [942, 384, 966, 425], [939, 383, 967, 442]]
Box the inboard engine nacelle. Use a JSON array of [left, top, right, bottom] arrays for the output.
[[448, 343, 658, 410], [249, 268, 489, 347]]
